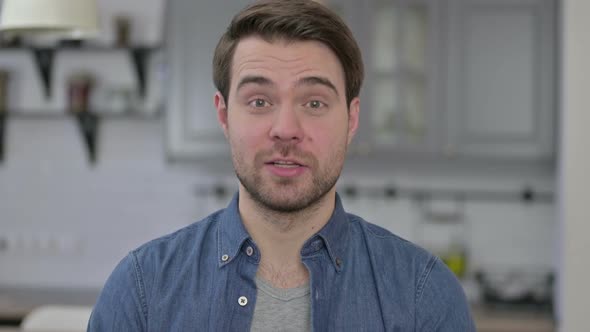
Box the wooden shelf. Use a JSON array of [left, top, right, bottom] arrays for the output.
[[0, 45, 162, 99], [0, 44, 161, 51], [0, 108, 162, 164], [3, 109, 162, 121]]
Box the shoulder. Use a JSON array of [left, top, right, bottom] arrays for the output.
[[346, 213, 440, 298], [89, 210, 225, 329], [347, 212, 435, 271], [346, 214, 475, 329], [105, 208, 224, 282], [96, 210, 223, 304], [132, 209, 223, 263], [116, 209, 224, 296], [416, 256, 476, 330]]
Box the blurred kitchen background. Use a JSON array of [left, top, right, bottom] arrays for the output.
[[0, 0, 588, 331]]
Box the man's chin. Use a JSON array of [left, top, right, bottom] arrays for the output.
[[247, 186, 315, 213], [258, 198, 313, 213], [236, 171, 333, 213]]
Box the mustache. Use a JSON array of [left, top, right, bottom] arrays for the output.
[[275, 141, 303, 157], [256, 142, 316, 164]]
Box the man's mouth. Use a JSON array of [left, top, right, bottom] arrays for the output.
[[266, 160, 304, 168]]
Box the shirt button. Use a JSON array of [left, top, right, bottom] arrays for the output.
[[238, 296, 248, 306], [246, 246, 254, 256], [221, 254, 229, 262]]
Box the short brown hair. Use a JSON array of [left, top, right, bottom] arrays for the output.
[[212, 0, 364, 107]]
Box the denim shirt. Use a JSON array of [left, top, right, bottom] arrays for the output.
[[88, 193, 475, 331]]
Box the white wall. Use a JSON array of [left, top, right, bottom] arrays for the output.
[[0, 0, 557, 298], [0, 119, 212, 288], [559, 1, 590, 331], [0, 117, 556, 290]]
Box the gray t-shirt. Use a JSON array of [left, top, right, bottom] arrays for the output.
[[250, 277, 311, 332]]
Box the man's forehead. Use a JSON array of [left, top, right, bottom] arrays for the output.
[[234, 35, 326, 55], [230, 36, 345, 88]]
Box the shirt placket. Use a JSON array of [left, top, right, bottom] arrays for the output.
[[215, 243, 259, 330]]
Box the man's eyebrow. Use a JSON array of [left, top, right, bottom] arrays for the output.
[[236, 75, 275, 91], [296, 76, 339, 96], [236, 75, 340, 96]]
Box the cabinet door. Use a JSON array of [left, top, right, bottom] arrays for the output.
[[165, 0, 251, 161], [322, 0, 442, 157], [370, 0, 439, 152], [348, 0, 443, 156], [445, 0, 556, 160]]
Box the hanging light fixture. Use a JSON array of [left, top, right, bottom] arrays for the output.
[[0, 0, 99, 39]]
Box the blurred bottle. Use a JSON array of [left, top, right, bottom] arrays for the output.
[[441, 239, 468, 279], [114, 15, 132, 47], [0, 69, 9, 112], [67, 73, 98, 164], [0, 69, 8, 162], [67, 73, 94, 113]]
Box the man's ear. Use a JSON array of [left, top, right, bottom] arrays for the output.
[[347, 97, 360, 145], [214, 91, 229, 139]]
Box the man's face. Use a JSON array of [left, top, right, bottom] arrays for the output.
[[215, 36, 360, 213]]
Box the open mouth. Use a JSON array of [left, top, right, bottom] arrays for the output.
[[268, 160, 303, 168], [264, 159, 308, 177]]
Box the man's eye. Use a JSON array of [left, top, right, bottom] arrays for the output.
[[249, 99, 269, 108], [307, 100, 325, 109]]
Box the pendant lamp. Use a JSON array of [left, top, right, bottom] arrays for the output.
[[0, 0, 99, 39]]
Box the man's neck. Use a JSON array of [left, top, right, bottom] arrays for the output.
[[238, 187, 336, 289]]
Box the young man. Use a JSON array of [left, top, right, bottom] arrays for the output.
[[88, 0, 475, 330]]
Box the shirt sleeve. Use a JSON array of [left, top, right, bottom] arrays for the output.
[[415, 257, 476, 331], [87, 252, 148, 331]]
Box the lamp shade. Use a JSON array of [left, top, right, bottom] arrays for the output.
[[0, 0, 99, 39]]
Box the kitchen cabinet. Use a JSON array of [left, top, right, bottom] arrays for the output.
[[331, 0, 556, 161], [346, 0, 444, 156], [165, 0, 556, 163], [445, 0, 557, 161]]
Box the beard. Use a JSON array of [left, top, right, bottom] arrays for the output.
[[231, 139, 347, 213]]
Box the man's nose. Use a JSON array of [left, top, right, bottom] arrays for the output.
[[269, 106, 304, 143]]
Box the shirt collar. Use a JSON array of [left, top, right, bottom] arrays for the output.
[[301, 193, 349, 272], [217, 193, 251, 268], [217, 192, 350, 272]]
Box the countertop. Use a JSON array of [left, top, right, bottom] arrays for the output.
[[0, 287, 98, 323], [472, 305, 555, 332]]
